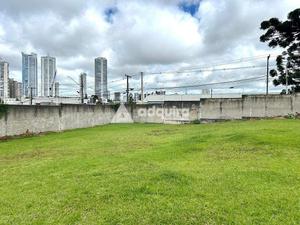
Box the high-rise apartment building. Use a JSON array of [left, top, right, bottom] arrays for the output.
[[0, 60, 9, 101], [16, 82, 22, 99], [8, 78, 16, 98], [8, 78, 22, 100], [22, 52, 38, 97], [41, 56, 56, 97], [95, 57, 108, 99], [79, 73, 87, 99]]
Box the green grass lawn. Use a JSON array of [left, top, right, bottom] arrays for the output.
[[1, 120, 300, 224]]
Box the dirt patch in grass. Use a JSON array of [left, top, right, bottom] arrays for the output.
[[0, 150, 52, 162], [147, 128, 179, 136]]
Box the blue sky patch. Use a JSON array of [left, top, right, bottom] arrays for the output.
[[105, 7, 118, 23], [179, 1, 200, 17]]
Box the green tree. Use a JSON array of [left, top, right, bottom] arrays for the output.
[[260, 8, 300, 94]]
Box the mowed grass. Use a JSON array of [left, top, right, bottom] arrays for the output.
[[1, 120, 300, 224]]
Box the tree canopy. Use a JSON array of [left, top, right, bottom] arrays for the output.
[[260, 8, 300, 94]]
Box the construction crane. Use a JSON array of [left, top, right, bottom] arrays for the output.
[[67, 75, 84, 104], [49, 70, 57, 97], [67, 75, 79, 86]]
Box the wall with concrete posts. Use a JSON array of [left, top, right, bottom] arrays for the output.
[[0, 94, 300, 137], [130, 102, 200, 124], [200, 94, 300, 120], [0, 104, 115, 137], [130, 94, 300, 123]]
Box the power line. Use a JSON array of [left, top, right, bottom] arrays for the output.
[[55, 55, 278, 95], [173, 54, 277, 71], [109, 75, 265, 92], [144, 64, 275, 76], [144, 75, 266, 91], [107, 78, 125, 84], [109, 83, 126, 88], [134, 64, 273, 90], [95, 55, 278, 88], [147, 69, 270, 85]]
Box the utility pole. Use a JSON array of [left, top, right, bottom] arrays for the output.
[[80, 74, 84, 104], [285, 64, 288, 95], [30, 87, 33, 105], [266, 54, 270, 95], [49, 70, 57, 97], [140, 72, 144, 103], [29, 87, 36, 105], [125, 74, 132, 103]]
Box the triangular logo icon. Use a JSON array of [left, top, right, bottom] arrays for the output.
[[111, 103, 134, 123]]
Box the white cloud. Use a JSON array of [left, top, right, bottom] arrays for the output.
[[0, 0, 299, 96], [109, 1, 203, 65]]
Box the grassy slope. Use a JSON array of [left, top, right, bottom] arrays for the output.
[[0, 120, 300, 224]]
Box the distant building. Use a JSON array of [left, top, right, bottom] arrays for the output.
[[143, 93, 242, 103], [22, 52, 38, 97], [41, 56, 56, 97], [202, 89, 211, 95], [106, 90, 110, 100], [8, 79, 15, 98], [79, 73, 87, 98], [8, 78, 16, 98], [0, 60, 9, 101], [16, 82, 22, 99], [54, 82, 59, 97], [114, 92, 121, 102], [134, 93, 141, 102], [21, 96, 85, 105], [95, 57, 108, 99], [155, 90, 166, 95], [8, 79, 22, 100]]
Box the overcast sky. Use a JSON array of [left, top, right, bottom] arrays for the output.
[[0, 0, 299, 96]]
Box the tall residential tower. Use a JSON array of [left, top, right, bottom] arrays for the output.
[[41, 56, 56, 97], [79, 72, 87, 99], [22, 52, 38, 97], [0, 60, 9, 101], [95, 57, 108, 99]]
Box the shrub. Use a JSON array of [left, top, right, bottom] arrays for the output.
[[0, 103, 8, 119], [192, 119, 201, 124]]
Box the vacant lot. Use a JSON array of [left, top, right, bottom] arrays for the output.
[[0, 120, 300, 224]]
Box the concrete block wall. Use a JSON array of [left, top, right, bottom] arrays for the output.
[[163, 102, 199, 123], [131, 104, 164, 123], [200, 95, 300, 120], [265, 95, 293, 117], [200, 98, 243, 120], [0, 104, 115, 137], [59, 105, 114, 130], [242, 95, 297, 118], [0, 94, 300, 137], [293, 94, 300, 113], [0, 115, 6, 136], [130, 102, 200, 124], [220, 98, 243, 119], [242, 95, 267, 118], [1, 105, 60, 137]]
